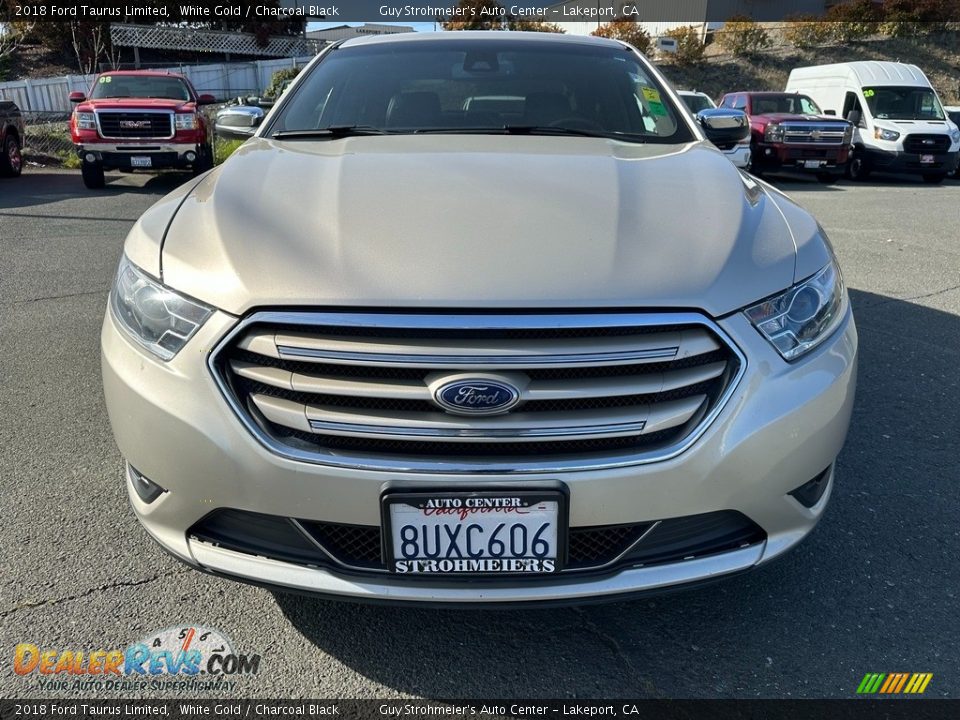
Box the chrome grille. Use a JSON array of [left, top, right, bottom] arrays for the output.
[[782, 123, 847, 145], [96, 111, 173, 139], [210, 312, 743, 473]]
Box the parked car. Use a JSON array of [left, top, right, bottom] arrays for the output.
[[0, 100, 24, 177], [718, 91, 853, 183], [69, 70, 216, 189], [786, 62, 960, 183], [944, 105, 960, 178], [214, 102, 265, 140], [102, 32, 857, 605], [678, 90, 751, 169]]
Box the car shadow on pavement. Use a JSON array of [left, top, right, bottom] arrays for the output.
[[0, 170, 193, 210], [272, 288, 960, 698]]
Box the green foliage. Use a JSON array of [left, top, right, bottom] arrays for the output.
[[265, 67, 299, 99], [664, 26, 706, 66], [215, 139, 245, 166], [718, 16, 772, 56], [783, 15, 842, 48], [826, 0, 883, 42], [591, 19, 652, 54]]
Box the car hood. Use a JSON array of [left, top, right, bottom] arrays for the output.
[[84, 98, 194, 111], [157, 135, 828, 317]]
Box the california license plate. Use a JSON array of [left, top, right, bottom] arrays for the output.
[[382, 490, 566, 574], [921, 154, 935, 164], [130, 156, 152, 168], [804, 160, 824, 169]]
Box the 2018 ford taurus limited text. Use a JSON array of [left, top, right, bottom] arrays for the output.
[[101, 33, 857, 604]]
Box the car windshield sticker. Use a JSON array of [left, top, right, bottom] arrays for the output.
[[863, 89, 874, 97], [99, 76, 111, 83], [642, 87, 668, 116]]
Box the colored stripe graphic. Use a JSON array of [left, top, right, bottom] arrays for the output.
[[857, 672, 932, 694]]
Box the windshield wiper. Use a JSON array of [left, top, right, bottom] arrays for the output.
[[503, 125, 646, 142], [272, 125, 388, 139]]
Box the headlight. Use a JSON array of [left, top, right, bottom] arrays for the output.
[[110, 256, 212, 360], [874, 127, 900, 141], [950, 127, 960, 143], [744, 258, 847, 361], [175, 113, 198, 130], [764, 123, 783, 142], [75, 111, 96, 130], [842, 125, 854, 143]]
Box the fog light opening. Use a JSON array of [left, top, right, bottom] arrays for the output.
[[789, 466, 832, 508], [84, 153, 96, 163], [185, 151, 197, 163], [129, 465, 167, 504]]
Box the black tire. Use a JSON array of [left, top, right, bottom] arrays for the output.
[[747, 144, 763, 178], [846, 153, 871, 181], [192, 144, 214, 176], [0, 134, 23, 177], [81, 160, 105, 189], [817, 173, 840, 185], [922, 173, 946, 184]]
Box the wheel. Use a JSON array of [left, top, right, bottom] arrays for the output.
[[0, 134, 23, 177], [922, 173, 946, 184], [81, 160, 105, 189], [192, 144, 214, 176], [747, 144, 763, 177], [816, 173, 839, 185], [846, 152, 871, 181]]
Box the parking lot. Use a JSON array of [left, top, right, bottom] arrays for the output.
[[1, 169, 958, 699]]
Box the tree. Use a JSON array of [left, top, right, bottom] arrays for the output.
[[591, 18, 652, 53], [0, 21, 33, 69], [441, 0, 506, 31], [826, 0, 882, 42], [664, 26, 705, 65], [718, 16, 771, 56], [506, 18, 565, 33]]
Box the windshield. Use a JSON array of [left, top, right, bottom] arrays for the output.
[[91, 75, 191, 101], [269, 39, 691, 143], [863, 86, 945, 120], [680, 94, 714, 113], [751, 94, 822, 115]]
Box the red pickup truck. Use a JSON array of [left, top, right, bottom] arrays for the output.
[[69, 70, 216, 189], [718, 91, 853, 183]]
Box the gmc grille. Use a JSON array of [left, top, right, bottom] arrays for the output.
[[210, 312, 743, 473], [96, 111, 173, 139]]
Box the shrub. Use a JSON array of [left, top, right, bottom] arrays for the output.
[[591, 18, 652, 54], [664, 26, 706, 66], [718, 16, 772, 56], [826, 0, 883, 42], [783, 15, 836, 48], [215, 139, 245, 166], [265, 67, 300, 99], [506, 18, 565, 33]]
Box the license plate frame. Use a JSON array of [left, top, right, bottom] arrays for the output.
[[130, 156, 152, 168], [920, 154, 935, 164], [803, 159, 825, 169], [381, 488, 569, 576]]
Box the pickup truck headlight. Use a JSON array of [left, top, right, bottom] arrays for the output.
[[874, 127, 900, 141], [950, 127, 960, 143], [75, 111, 96, 130], [744, 258, 847, 361], [110, 256, 212, 361], [175, 113, 198, 130], [764, 123, 784, 143]]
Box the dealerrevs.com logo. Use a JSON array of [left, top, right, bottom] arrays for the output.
[[14, 626, 261, 692]]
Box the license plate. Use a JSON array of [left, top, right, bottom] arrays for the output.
[[130, 156, 152, 168], [804, 160, 824, 169], [921, 154, 935, 164], [382, 490, 566, 575]]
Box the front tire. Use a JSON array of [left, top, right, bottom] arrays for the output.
[[922, 173, 946, 184], [0, 134, 23, 177], [192, 144, 213, 176], [846, 152, 871, 181], [81, 160, 105, 189]]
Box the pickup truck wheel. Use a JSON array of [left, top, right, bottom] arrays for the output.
[[922, 173, 946, 184], [192, 145, 213, 176], [81, 160, 105, 189], [0, 135, 22, 177], [747, 145, 763, 178]]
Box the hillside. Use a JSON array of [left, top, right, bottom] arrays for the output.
[[660, 31, 960, 105]]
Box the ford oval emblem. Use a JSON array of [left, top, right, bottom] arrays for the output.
[[433, 379, 521, 416]]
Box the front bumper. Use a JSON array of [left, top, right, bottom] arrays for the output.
[[722, 144, 751, 169], [102, 307, 858, 604], [754, 143, 850, 173], [864, 147, 959, 175], [76, 142, 203, 170]]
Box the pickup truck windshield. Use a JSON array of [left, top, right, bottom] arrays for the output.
[[91, 75, 191, 101], [751, 94, 822, 115], [863, 86, 945, 120], [270, 39, 691, 144]]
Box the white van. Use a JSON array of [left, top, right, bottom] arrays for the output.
[[786, 61, 960, 183]]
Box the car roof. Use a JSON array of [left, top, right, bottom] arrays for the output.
[[339, 30, 625, 50]]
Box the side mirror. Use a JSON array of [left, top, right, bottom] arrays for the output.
[[846, 110, 862, 126], [824, 109, 837, 116], [197, 94, 217, 106], [69, 91, 85, 103], [697, 108, 750, 148]]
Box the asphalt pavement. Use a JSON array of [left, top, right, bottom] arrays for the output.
[[1, 168, 958, 699]]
